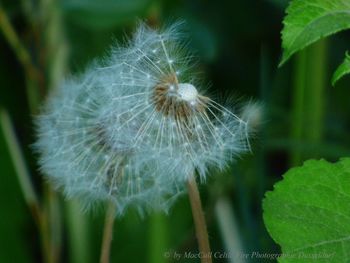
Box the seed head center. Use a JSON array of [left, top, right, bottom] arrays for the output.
[[152, 74, 208, 123], [177, 83, 198, 103]]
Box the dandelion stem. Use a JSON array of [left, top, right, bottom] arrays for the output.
[[187, 176, 212, 263], [100, 202, 116, 263]]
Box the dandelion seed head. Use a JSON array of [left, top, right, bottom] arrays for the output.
[[35, 21, 252, 215]]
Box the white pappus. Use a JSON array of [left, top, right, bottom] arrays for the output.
[[35, 21, 251, 215]]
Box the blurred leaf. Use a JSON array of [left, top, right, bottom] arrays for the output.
[[332, 51, 350, 86], [61, 0, 153, 29], [267, 138, 350, 159], [263, 158, 350, 262], [280, 0, 350, 66]]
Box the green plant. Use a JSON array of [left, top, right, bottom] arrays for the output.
[[263, 1, 350, 262], [279, 0, 350, 86]]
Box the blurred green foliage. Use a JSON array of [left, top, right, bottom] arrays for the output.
[[0, 0, 349, 262], [61, 0, 154, 29]]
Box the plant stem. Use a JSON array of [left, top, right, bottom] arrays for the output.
[[0, 7, 36, 75], [66, 200, 90, 263], [187, 177, 212, 263], [0, 6, 41, 112], [1, 3, 67, 263], [215, 197, 246, 263], [290, 50, 307, 166], [0, 111, 55, 263], [290, 39, 328, 166], [304, 39, 327, 147], [0, 109, 42, 224], [149, 213, 167, 263], [46, 186, 62, 263], [40, 0, 68, 261], [100, 202, 116, 263], [40, 206, 54, 263]]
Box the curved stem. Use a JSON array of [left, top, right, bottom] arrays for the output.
[[0, 7, 37, 75], [100, 202, 116, 263], [187, 176, 212, 263], [0, 109, 42, 223], [0, 6, 42, 112]]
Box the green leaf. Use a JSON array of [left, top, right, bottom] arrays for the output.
[[332, 52, 350, 86], [263, 158, 350, 262], [280, 0, 350, 66]]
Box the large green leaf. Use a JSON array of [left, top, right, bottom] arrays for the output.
[[280, 0, 350, 66], [263, 158, 350, 262], [332, 52, 350, 86]]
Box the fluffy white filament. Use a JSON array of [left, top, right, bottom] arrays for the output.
[[35, 22, 250, 215]]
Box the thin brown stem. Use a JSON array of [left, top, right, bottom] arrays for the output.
[[187, 176, 212, 263], [46, 186, 62, 263], [100, 202, 116, 263]]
